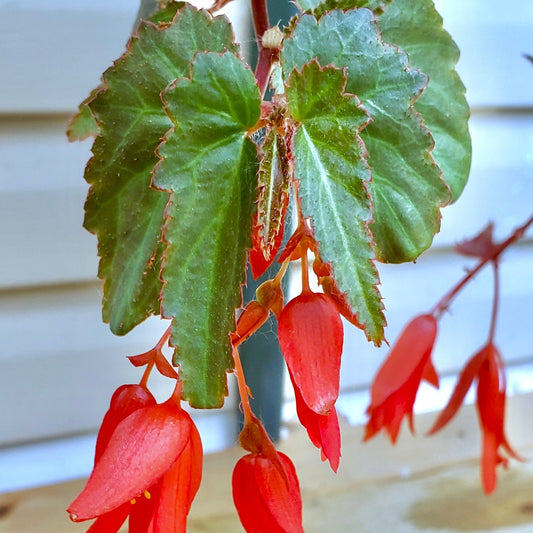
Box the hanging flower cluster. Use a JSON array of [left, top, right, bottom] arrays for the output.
[[363, 223, 524, 494], [68, 204, 528, 532]]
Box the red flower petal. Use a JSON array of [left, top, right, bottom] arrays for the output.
[[370, 315, 437, 407], [84, 504, 130, 533], [278, 292, 343, 415], [151, 421, 203, 532], [232, 452, 303, 533], [94, 384, 157, 463], [68, 401, 192, 521], [427, 346, 488, 435], [365, 315, 438, 443], [290, 370, 341, 472]]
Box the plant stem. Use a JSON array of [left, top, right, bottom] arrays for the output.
[[432, 214, 533, 318], [251, 0, 274, 98], [487, 261, 500, 344], [232, 345, 253, 424]]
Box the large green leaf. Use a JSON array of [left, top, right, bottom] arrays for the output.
[[282, 9, 450, 263], [153, 52, 261, 407], [296, 0, 392, 16], [286, 61, 385, 343], [83, 6, 236, 335], [378, 0, 471, 201]]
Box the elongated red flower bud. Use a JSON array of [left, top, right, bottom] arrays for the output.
[[278, 292, 343, 415], [233, 301, 269, 346], [232, 451, 303, 533]]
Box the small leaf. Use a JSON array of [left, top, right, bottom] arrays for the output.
[[154, 51, 261, 407], [378, 0, 472, 201], [254, 123, 291, 268], [282, 9, 450, 263], [455, 223, 496, 260], [83, 6, 237, 335], [285, 60, 385, 343]]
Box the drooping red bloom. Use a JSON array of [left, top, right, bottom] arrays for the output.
[[278, 291, 343, 416], [364, 314, 439, 443], [68, 388, 202, 532], [428, 342, 522, 493], [290, 369, 341, 472], [232, 451, 303, 533]]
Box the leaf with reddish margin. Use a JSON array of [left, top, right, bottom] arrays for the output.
[[232, 452, 303, 533], [82, 6, 238, 336], [282, 9, 450, 264], [153, 51, 261, 407], [278, 292, 343, 415], [68, 402, 191, 521], [284, 60, 385, 344]]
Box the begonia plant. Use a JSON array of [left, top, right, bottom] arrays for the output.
[[66, 0, 532, 530]]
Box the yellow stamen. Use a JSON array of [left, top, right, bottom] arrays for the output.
[[144, 490, 151, 500], [130, 498, 137, 505]]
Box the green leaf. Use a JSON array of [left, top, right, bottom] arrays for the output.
[[66, 95, 100, 142], [83, 6, 237, 335], [153, 51, 261, 407], [378, 0, 471, 202], [296, 0, 392, 17], [286, 61, 385, 344], [282, 9, 450, 263], [256, 122, 291, 259]]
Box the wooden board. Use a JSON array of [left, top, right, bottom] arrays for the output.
[[1, 393, 533, 532]]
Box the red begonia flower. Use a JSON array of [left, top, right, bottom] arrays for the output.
[[278, 291, 343, 415], [290, 370, 341, 472], [232, 451, 303, 533], [94, 384, 157, 462], [428, 342, 522, 494], [68, 392, 202, 532], [364, 314, 439, 443]]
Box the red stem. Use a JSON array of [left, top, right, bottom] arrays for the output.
[[251, 0, 274, 97], [432, 214, 533, 318], [487, 260, 500, 344]]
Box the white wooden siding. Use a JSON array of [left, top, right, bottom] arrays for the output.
[[0, 0, 532, 456]]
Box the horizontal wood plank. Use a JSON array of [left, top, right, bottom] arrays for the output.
[[1, 393, 532, 532]]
